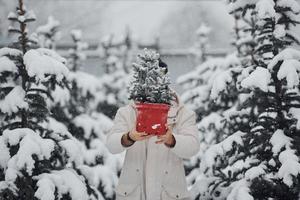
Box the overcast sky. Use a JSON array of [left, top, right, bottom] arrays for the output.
[[0, 0, 234, 49]]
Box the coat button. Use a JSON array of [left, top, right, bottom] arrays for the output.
[[176, 195, 179, 198], [124, 192, 127, 195], [136, 169, 139, 172], [165, 171, 168, 174]]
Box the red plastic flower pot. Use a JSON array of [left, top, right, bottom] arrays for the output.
[[135, 102, 170, 135]]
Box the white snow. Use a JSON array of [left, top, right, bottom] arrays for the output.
[[69, 71, 102, 97], [268, 48, 300, 70], [0, 138, 10, 170], [18, 16, 26, 23], [24, 49, 69, 81], [59, 139, 83, 166], [270, 129, 292, 154], [98, 70, 130, 105], [36, 48, 66, 64], [2, 128, 55, 178], [222, 156, 259, 178], [34, 177, 55, 200], [196, 23, 211, 36], [241, 67, 271, 92], [274, 24, 286, 38], [277, 59, 300, 88], [256, 0, 276, 19], [0, 56, 18, 73], [0, 47, 22, 57], [289, 108, 300, 129], [227, 180, 254, 200], [37, 16, 60, 34], [0, 86, 28, 115], [266, 48, 300, 88], [210, 70, 233, 99], [245, 164, 266, 180], [72, 112, 113, 140], [227, 0, 259, 13], [79, 165, 117, 198], [203, 131, 246, 168], [34, 169, 91, 200], [278, 149, 300, 186], [7, 12, 17, 20], [71, 29, 83, 41], [50, 85, 70, 106], [189, 174, 219, 200], [42, 117, 73, 140], [277, 0, 300, 13], [198, 113, 224, 131]]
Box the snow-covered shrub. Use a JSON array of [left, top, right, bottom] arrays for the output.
[[49, 30, 122, 200], [192, 0, 300, 199], [0, 2, 100, 199], [190, 23, 211, 64], [36, 16, 60, 49], [177, 53, 241, 186], [96, 34, 133, 118]]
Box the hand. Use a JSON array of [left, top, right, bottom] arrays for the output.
[[155, 125, 176, 147], [129, 127, 153, 142]]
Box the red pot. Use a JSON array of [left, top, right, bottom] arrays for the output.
[[135, 102, 170, 135]]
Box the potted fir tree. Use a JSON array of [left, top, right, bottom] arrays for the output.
[[128, 48, 173, 135]]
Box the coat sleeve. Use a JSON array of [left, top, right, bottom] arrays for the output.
[[170, 108, 200, 159], [106, 107, 132, 154]]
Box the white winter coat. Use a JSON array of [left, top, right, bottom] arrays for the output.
[[106, 95, 200, 200]]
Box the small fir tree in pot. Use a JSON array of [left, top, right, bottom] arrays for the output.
[[128, 49, 173, 135]]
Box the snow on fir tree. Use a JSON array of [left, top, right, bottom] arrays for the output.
[[68, 29, 88, 72], [96, 34, 133, 118], [128, 48, 172, 104], [36, 16, 60, 49], [177, 52, 241, 187], [177, 20, 250, 183], [0, 2, 101, 200], [190, 23, 211, 64], [49, 29, 122, 200], [191, 0, 300, 199]]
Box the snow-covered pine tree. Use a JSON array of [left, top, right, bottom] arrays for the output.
[[191, 23, 211, 64], [178, 6, 262, 196], [197, 0, 300, 199], [36, 16, 60, 49], [128, 48, 172, 104], [96, 34, 132, 118], [50, 29, 122, 200], [185, 2, 258, 199], [177, 52, 241, 185], [68, 29, 88, 72], [0, 1, 99, 199]]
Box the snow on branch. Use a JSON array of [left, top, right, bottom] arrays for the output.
[[202, 131, 246, 168], [278, 149, 300, 186], [0, 47, 23, 57], [256, 0, 276, 19], [0, 56, 18, 73], [241, 67, 272, 92], [34, 169, 93, 200], [24, 49, 69, 81], [0, 86, 28, 115], [1, 128, 55, 179]]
